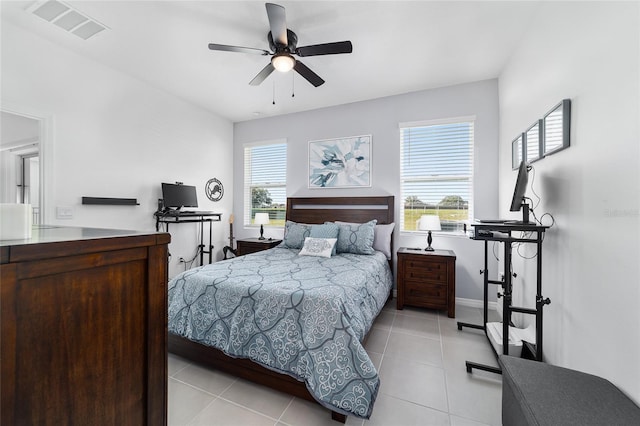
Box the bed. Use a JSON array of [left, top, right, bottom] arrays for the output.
[[167, 196, 394, 422]]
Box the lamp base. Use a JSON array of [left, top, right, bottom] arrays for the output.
[[425, 230, 434, 251], [258, 224, 265, 240]]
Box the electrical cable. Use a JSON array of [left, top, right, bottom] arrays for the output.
[[528, 165, 542, 211]]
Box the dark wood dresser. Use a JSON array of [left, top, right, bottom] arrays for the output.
[[1, 226, 170, 425], [236, 237, 282, 256], [396, 247, 456, 317]]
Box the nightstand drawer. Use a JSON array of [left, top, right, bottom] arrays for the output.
[[404, 259, 448, 283], [396, 248, 456, 317], [405, 281, 447, 306]]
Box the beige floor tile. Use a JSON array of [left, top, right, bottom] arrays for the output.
[[371, 309, 396, 330], [396, 306, 441, 321], [280, 397, 348, 426], [220, 378, 293, 420], [392, 311, 441, 340], [172, 362, 237, 396], [441, 337, 499, 373], [168, 378, 216, 426], [188, 397, 277, 426], [449, 414, 493, 426], [378, 355, 448, 411], [367, 394, 450, 426], [384, 331, 443, 367], [363, 326, 390, 354], [445, 368, 502, 426], [168, 353, 192, 376]]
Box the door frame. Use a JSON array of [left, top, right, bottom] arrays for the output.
[[1, 103, 54, 224]]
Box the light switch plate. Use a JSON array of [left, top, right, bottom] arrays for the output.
[[56, 206, 73, 219]]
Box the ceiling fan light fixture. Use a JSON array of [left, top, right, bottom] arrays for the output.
[[271, 53, 295, 72]]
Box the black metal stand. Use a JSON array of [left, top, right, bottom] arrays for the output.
[[155, 212, 222, 265], [458, 222, 549, 375]]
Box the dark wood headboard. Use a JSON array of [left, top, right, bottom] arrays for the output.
[[286, 196, 395, 271], [286, 196, 394, 225]]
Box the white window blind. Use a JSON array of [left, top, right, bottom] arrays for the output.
[[243, 141, 287, 226], [544, 108, 563, 153], [525, 121, 540, 162], [400, 119, 474, 232]]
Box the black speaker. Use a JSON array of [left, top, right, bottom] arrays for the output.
[[157, 198, 164, 212]]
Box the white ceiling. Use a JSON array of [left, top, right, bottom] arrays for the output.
[[2, 1, 542, 123]]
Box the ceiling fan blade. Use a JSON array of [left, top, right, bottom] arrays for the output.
[[249, 63, 275, 86], [294, 61, 325, 87], [266, 3, 287, 46], [295, 41, 353, 57], [208, 43, 270, 56]]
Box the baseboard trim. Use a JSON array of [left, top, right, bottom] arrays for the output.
[[391, 290, 497, 312], [456, 297, 498, 311]]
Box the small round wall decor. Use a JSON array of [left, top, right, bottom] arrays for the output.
[[205, 178, 224, 202]]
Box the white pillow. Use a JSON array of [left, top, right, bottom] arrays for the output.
[[373, 222, 395, 259], [298, 237, 337, 258]]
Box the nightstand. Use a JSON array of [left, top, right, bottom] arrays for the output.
[[396, 247, 456, 317], [236, 238, 282, 256]]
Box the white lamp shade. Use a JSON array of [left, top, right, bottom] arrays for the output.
[[254, 213, 270, 225], [418, 215, 441, 231], [271, 54, 295, 72]]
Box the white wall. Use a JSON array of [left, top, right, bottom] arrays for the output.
[[499, 2, 639, 403], [234, 80, 500, 301], [1, 21, 234, 278]]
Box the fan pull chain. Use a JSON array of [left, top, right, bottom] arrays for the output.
[[291, 72, 295, 98], [272, 81, 276, 105]]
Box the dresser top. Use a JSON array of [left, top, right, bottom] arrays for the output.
[[1, 225, 168, 247]]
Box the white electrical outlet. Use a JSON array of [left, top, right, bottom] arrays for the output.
[[56, 206, 74, 219]]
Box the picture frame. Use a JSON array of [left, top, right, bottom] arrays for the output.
[[308, 135, 371, 188], [525, 119, 543, 163], [543, 99, 571, 156], [512, 134, 524, 170]]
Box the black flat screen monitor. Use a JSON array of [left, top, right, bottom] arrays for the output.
[[162, 183, 198, 209], [509, 161, 530, 223]]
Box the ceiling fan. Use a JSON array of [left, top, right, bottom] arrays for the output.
[[208, 3, 353, 87]]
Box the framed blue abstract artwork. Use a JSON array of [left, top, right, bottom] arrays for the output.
[[308, 135, 371, 188]]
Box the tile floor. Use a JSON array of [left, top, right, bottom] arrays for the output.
[[168, 303, 503, 426]]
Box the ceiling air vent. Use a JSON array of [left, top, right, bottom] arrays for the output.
[[27, 0, 108, 40]]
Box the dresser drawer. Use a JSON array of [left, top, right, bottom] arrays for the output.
[[404, 281, 447, 306], [404, 259, 448, 283]]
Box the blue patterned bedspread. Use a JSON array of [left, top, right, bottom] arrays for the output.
[[168, 247, 393, 419]]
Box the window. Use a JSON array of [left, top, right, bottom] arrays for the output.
[[400, 118, 474, 232], [244, 140, 287, 227]]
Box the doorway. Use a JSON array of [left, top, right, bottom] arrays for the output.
[[1, 111, 43, 225]]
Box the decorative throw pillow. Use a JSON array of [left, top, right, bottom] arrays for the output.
[[281, 221, 311, 249], [333, 219, 377, 255], [298, 237, 337, 258], [373, 222, 395, 259], [310, 223, 340, 255]]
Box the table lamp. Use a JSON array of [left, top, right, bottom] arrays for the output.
[[254, 213, 270, 240], [418, 215, 441, 251]]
